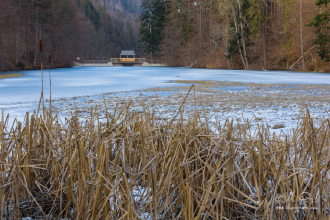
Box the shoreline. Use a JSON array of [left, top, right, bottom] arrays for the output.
[[0, 73, 23, 79], [0, 63, 73, 74], [2, 63, 329, 74]]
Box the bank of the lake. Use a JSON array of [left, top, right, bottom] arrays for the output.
[[0, 73, 23, 79]]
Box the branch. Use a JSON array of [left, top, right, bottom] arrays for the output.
[[289, 46, 315, 70], [212, 40, 229, 57]]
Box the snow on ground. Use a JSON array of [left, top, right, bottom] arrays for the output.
[[1, 67, 329, 134], [49, 81, 330, 136]]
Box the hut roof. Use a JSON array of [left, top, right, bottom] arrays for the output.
[[120, 50, 136, 56]]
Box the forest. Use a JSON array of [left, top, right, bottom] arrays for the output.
[[140, 0, 329, 72], [0, 0, 141, 71], [0, 0, 329, 72]]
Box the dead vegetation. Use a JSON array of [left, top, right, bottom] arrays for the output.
[[0, 95, 329, 219], [48, 80, 329, 134], [0, 73, 23, 80]]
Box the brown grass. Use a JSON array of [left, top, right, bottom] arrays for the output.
[[0, 73, 23, 79], [0, 98, 329, 219]]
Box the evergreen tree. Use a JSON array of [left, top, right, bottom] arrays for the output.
[[308, 0, 329, 62], [247, 0, 269, 69], [84, 1, 101, 30], [139, 0, 167, 59]]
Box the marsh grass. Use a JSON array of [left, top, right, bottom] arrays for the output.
[[0, 92, 329, 219], [0, 74, 23, 79]]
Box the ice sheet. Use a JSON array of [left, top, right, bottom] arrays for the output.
[[1, 67, 329, 131]]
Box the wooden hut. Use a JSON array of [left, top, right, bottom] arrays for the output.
[[120, 50, 136, 62]]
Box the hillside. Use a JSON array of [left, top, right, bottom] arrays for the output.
[[90, 0, 142, 54], [139, 0, 330, 72], [1, 0, 328, 72], [0, 0, 142, 72], [95, 0, 142, 15]]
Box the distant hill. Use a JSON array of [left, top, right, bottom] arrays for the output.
[[90, 0, 142, 55], [0, 0, 143, 71], [93, 0, 142, 15]]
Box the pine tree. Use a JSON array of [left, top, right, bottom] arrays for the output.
[[247, 0, 269, 69], [139, 0, 167, 59], [308, 0, 329, 62]]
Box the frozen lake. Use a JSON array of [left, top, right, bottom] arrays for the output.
[[1, 67, 330, 104], [1, 67, 329, 130]]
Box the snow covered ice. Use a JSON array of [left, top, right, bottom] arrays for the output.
[[1, 66, 329, 134]]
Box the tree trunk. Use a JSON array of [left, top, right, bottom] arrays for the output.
[[263, 0, 267, 70], [199, 2, 203, 59], [234, 0, 249, 69], [300, 0, 305, 71], [232, 8, 247, 69]]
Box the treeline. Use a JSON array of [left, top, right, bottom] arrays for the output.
[[140, 0, 329, 72], [0, 0, 141, 72]]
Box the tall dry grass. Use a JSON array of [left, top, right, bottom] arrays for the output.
[[0, 74, 23, 80], [0, 100, 329, 219]]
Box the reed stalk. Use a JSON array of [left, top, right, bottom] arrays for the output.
[[37, 38, 44, 115], [0, 100, 329, 219], [48, 52, 52, 115]]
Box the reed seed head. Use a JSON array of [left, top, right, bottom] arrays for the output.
[[48, 53, 51, 63]]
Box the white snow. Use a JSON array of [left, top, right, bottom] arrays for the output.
[[1, 67, 329, 132]]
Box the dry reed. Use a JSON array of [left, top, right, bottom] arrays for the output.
[[48, 52, 52, 114], [0, 74, 23, 80], [0, 100, 329, 219], [37, 38, 44, 115]]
